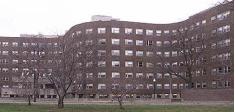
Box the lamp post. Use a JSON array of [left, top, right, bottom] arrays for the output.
[[153, 78, 156, 99]]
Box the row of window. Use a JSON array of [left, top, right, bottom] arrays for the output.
[[0, 42, 58, 47], [84, 80, 231, 90], [73, 11, 231, 36]]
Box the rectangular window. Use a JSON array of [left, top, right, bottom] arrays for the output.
[[156, 84, 162, 89], [164, 52, 170, 57], [136, 51, 144, 56], [172, 51, 177, 57], [146, 40, 153, 46], [136, 73, 144, 78], [111, 39, 120, 45], [111, 50, 120, 56], [97, 50, 106, 56], [136, 84, 144, 89], [136, 29, 143, 35], [98, 84, 106, 89], [125, 39, 133, 45], [146, 30, 153, 36], [147, 84, 154, 89], [125, 61, 133, 67], [86, 73, 93, 78], [86, 84, 93, 90], [156, 30, 162, 36], [146, 51, 154, 57], [112, 61, 120, 67], [98, 39, 106, 45], [156, 41, 162, 47], [112, 28, 120, 33], [125, 50, 133, 56], [2, 42, 8, 47], [98, 61, 106, 67], [136, 40, 144, 46], [86, 29, 93, 34], [98, 28, 106, 34], [125, 73, 133, 78], [12, 42, 18, 47], [2, 51, 8, 55], [146, 62, 154, 68], [125, 28, 132, 34], [156, 73, 162, 78], [112, 72, 120, 78], [146, 73, 154, 78], [137, 61, 143, 67], [164, 84, 170, 89]]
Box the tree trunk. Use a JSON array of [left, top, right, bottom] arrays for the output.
[[58, 96, 64, 108], [118, 97, 124, 110], [28, 95, 31, 106]]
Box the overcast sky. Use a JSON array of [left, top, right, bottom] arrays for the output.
[[0, 0, 225, 37]]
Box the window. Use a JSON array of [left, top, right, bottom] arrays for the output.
[[136, 84, 144, 89], [156, 73, 162, 78], [164, 73, 170, 78], [112, 72, 120, 78], [23, 43, 29, 47], [196, 82, 201, 88], [111, 39, 120, 45], [156, 52, 162, 56], [86, 29, 93, 34], [98, 39, 106, 45], [125, 39, 133, 45], [12, 68, 18, 72], [164, 41, 170, 46], [111, 50, 120, 56], [137, 61, 143, 67], [136, 73, 144, 78], [136, 40, 143, 46], [146, 30, 153, 36], [98, 84, 106, 89], [125, 73, 133, 78], [136, 51, 144, 56], [112, 28, 120, 33], [211, 16, 216, 21], [86, 73, 93, 78], [98, 28, 106, 34], [86, 84, 93, 90], [202, 20, 206, 24], [112, 61, 120, 67], [164, 52, 170, 57], [202, 82, 207, 88], [172, 84, 178, 89], [12, 60, 18, 64], [146, 73, 154, 78], [164, 30, 170, 34], [146, 51, 153, 57], [12, 51, 18, 55], [146, 40, 153, 46], [147, 84, 153, 89], [97, 50, 106, 56], [172, 51, 177, 57], [2, 51, 8, 55], [156, 41, 162, 47], [98, 61, 106, 67], [125, 50, 133, 56], [156, 84, 162, 89], [146, 62, 154, 68], [164, 84, 170, 89], [2, 42, 8, 47], [125, 28, 132, 34], [12, 42, 18, 47], [2, 68, 9, 72], [112, 84, 120, 89], [86, 62, 93, 67], [125, 84, 133, 89], [156, 30, 162, 36], [125, 61, 133, 67], [136, 29, 143, 35]]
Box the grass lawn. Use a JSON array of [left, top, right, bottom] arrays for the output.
[[0, 103, 233, 112]]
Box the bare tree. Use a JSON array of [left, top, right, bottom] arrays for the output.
[[45, 35, 82, 108], [156, 29, 207, 89]]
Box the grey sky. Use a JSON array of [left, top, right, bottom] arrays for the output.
[[0, 0, 224, 36]]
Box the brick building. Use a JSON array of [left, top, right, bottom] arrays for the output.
[[0, 1, 233, 99]]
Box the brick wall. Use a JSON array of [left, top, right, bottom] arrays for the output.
[[181, 89, 233, 101]]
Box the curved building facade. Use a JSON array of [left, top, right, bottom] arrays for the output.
[[63, 1, 233, 98]]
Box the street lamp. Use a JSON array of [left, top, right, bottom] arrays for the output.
[[153, 78, 156, 99]]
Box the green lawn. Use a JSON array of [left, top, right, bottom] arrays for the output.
[[0, 103, 233, 112]]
